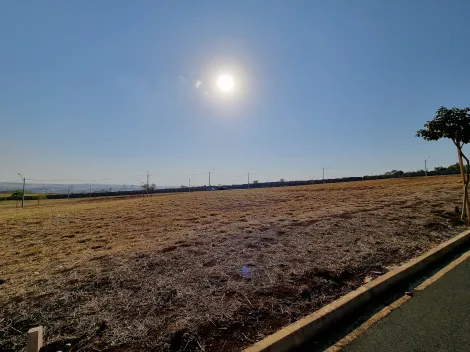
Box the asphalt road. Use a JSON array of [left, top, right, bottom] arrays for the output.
[[342, 257, 470, 352]]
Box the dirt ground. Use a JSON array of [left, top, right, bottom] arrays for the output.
[[0, 176, 465, 351]]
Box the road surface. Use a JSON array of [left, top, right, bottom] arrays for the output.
[[342, 256, 470, 352]]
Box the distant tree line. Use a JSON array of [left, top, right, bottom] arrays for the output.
[[7, 163, 464, 201], [362, 163, 463, 180]]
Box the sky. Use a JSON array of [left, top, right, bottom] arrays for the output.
[[1, 1, 470, 187]]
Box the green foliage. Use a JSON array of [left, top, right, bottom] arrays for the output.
[[35, 194, 46, 205], [416, 106, 470, 144], [446, 163, 466, 173], [11, 190, 23, 198], [142, 184, 156, 192], [448, 163, 460, 172], [417, 106, 470, 222], [382, 170, 424, 177], [384, 170, 404, 177], [364, 162, 466, 179]]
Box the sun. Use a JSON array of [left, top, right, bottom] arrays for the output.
[[217, 74, 234, 92]]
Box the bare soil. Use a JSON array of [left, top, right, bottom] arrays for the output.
[[0, 176, 465, 351]]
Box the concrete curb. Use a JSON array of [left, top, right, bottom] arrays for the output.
[[243, 229, 470, 352], [325, 248, 470, 351]]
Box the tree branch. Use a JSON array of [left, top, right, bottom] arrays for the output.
[[461, 150, 469, 165]]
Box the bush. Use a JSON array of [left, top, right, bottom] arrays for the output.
[[11, 190, 23, 198]]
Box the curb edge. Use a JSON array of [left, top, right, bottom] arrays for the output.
[[243, 229, 470, 352]]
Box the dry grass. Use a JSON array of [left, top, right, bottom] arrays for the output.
[[0, 176, 465, 351]]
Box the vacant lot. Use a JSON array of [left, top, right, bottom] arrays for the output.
[[0, 176, 465, 351]]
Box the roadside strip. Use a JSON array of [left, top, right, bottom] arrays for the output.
[[325, 249, 470, 351], [244, 229, 470, 352]]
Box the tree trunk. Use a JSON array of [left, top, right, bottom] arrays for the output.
[[466, 158, 470, 222], [457, 145, 470, 223], [462, 151, 470, 224]]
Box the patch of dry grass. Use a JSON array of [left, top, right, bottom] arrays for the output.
[[0, 176, 465, 351]]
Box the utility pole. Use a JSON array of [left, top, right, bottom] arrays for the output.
[[188, 177, 191, 192], [18, 173, 25, 208], [141, 182, 144, 197], [247, 172, 250, 189], [146, 171, 149, 197], [22, 178, 25, 207], [89, 186, 92, 197], [425, 157, 430, 176], [209, 169, 214, 189], [323, 167, 325, 184]]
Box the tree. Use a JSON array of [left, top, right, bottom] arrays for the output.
[[11, 190, 23, 208], [142, 184, 155, 192], [252, 180, 259, 184], [11, 190, 23, 198], [384, 170, 404, 177], [280, 178, 285, 183], [417, 106, 470, 221], [35, 194, 45, 205], [447, 163, 462, 173]]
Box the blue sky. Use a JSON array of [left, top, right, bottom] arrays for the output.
[[1, 1, 470, 187]]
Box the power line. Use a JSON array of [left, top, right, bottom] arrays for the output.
[[27, 174, 147, 183], [149, 172, 207, 178], [4, 171, 281, 184], [2, 166, 399, 186]]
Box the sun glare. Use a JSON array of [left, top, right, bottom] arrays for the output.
[[217, 74, 234, 92]]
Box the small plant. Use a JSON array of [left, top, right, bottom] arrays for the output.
[[35, 194, 46, 205]]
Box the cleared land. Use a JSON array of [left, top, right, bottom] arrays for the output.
[[0, 176, 465, 351]]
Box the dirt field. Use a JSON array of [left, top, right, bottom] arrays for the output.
[[0, 176, 465, 351]]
